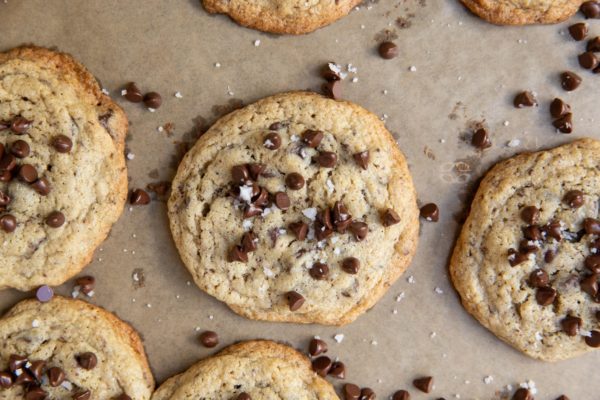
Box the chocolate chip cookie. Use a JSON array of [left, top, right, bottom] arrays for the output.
[[460, 0, 583, 24], [151, 340, 338, 399], [0, 296, 154, 399], [450, 139, 600, 361], [201, 0, 362, 34], [168, 91, 419, 325], [0, 46, 128, 290]]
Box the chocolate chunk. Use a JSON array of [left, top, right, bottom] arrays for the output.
[[0, 153, 16, 171], [47, 367, 65, 387], [329, 361, 345, 379], [550, 98, 570, 118], [536, 286, 556, 306], [28, 360, 46, 381], [322, 80, 342, 100], [581, 1, 600, 18], [512, 388, 533, 400], [309, 262, 329, 280], [350, 221, 368, 241], [585, 255, 600, 273], [312, 356, 332, 376], [143, 92, 162, 109], [569, 22, 588, 40], [285, 173, 304, 190], [553, 113, 573, 132], [561, 315, 582, 336], [343, 383, 362, 400], [508, 249, 528, 266], [263, 132, 281, 150], [542, 220, 562, 241], [11, 140, 30, 158], [316, 151, 337, 168], [77, 352, 97, 370], [588, 36, 600, 51], [585, 330, 600, 347], [36, 285, 54, 302], [123, 82, 143, 102], [584, 218, 600, 234], [563, 190, 584, 208], [523, 225, 541, 241], [309, 338, 328, 356], [130, 188, 151, 205], [560, 71, 582, 91], [76, 276, 95, 295], [247, 163, 266, 180], [24, 387, 47, 400], [32, 177, 51, 196], [393, 391, 410, 400], [241, 232, 257, 253], [285, 291, 305, 311], [18, 164, 38, 183], [520, 206, 539, 225], [0, 190, 10, 206], [46, 211, 65, 228], [580, 274, 598, 297], [53, 135, 73, 153], [8, 355, 27, 371], [342, 257, 360, 274], [529, 269, 549, 288], [353, 151, 370, 169], [231, 165, 250, 183], [289, 221, 308, 240], [11, 117, 31, 134], [199, 331, 219, 348], [420, 203, 439, 222], [579, 51, 599, 69], [302, 130, 324, 148], [378, 41, 399, 59], [228, 246, 248, 262], [73, 390, 92, 400], [360, 388, 376, 400], [0, 372, 12, 388], [413, 376, 433, 393], [274, 192, 290, 210], [382, 208, 401, 226], [513, 91, 537, 108], [471, 128, 491, 149]]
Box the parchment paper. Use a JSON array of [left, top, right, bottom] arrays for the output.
[[0, 1, 597, 398]]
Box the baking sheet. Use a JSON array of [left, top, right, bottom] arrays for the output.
[[0, 0, 597, 398]]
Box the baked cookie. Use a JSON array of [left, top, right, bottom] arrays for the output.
[[168, 91, 418, 326], [0, 46, 128, 291], [152, 340, 339, 399], [460, 0, 582, 24], [0, 296, 154, 399], [201, 0, 362, 34], [450, 139, 600, 361]]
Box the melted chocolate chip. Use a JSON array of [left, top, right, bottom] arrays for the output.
[[289, 221, 308, 240], [342, 257, 360, 274], [561, 315, 582, 336], [274, 192, 290, 210], [247, 163, 266, 180], [564, 190, 584, 208], [11, 117, 31, 134], [520, 206, 539, 225], [228, 246, 248, 263], [536, 286, 557, 306], [322, 80, 342, 100], [263, 132, 282, 150], [285, 173, 305, 190], [529, 269, 549, 288], [353, 151, 370, 169], [11, 140, 30, 158], [316, 151, 337, 168], [18, 164, 38, 183]]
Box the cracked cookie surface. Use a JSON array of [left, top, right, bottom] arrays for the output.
[[450, 139, 600, 361], [201, 0, 362, 34], [168, 91, 419, 325], [0, 46, 128, 291], [460, 0, 582, 24], [152, 340, 338, 400]]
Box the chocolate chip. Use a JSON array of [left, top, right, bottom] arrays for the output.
[[0, 170, 11, 183], [555, 113, 574, 133], [289, 221, 308, 241], [342, 257, 360, 274], [329, 361, 345, 379], [523, 225, 542, 241], [316, 151, 337, 168], [25, 387, 47, 400], [584, 218, 600, 234], [471, 128, 491, 149], [0, 372, 12, 388], [536, 286, 556, 306], [382, 208, 401, 226], [392, 391, 410, 400], [353, 151, 370, 169], [252, 188, 269, 207], [314, 220, 333, 241], [18, 164, 38, 183], [585, 330, 600, 347], [350, 221, 368, 241], [11, 117, 31, 134], [199, 331, 219, 348], [378, 41, 399, 59], [513, 91, 537, 108], [420, 203, 439, 222], [544, 249, 556, 263], [228, 246, 248, 262], [560, 71, 582, 91], [247, 163, 266, 180], [309, 338, 328, 356], [28, 360, 45, 381], [146, 181, 170, 198], [520, 206, 539, 225], [556, 395, 570, 400], [579, 51, 599, 70], [46, 211, 65, 228], [264, 132, 281, 150], [143, 92, 162, 109], [285, 291, 305, 311], [580, 274, 598, 297], [231, 165, 249, 184], [519, 239, 538, 254], [508, 249, 528, 266], [512, 388, 533, 400], [11, 140, 30, 158], [413, 377, 433, 393], [31, 177, 51, 196], [76, 276, 96, 295], [243, 204, 262, 219], [561, 315, 582, 336], [0, 153, 16, 171], [322, 80, 342, 100], [343, 383, 362, 400], [312, 356, 332, 376], [569, 22, 588, 40], [585, 255, 600, 273], [236, 393, 251, 400], [321, 63, 342, 81], [564, 190, 584, 208], [130, 189, 151, 205], [285, 173, 304, 190], [302, 130, 323, 148], [360, 388, 376, 400], [0, 190, 10, 206], [123, 82, 143, 103], [274, 192, 290, 210], [8, 354, 27, 371], [47, 367, 65, 387], [73, 390, 91, 400], [581, 1, 600, 18], [241, 232, 257, 253], [529, 269, 549, 288], [52, 135, 73, 153], [77, 352, 97, 370], [317, 208, 333, 230], [114, 395, 132, 400], [309, 262, 329, 280], [550, 98, 570, 118], [542, 220, 562, 241], [588, 36, 600, 51]]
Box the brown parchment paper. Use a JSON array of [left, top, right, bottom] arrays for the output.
[[0, 0, 597, 398]]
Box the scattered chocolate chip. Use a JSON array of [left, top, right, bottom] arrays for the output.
[[73, 390, 92, 400], [143, 92, 162, 109], [585, 330, 600, 347], [471, 128, 491, 149], [321, 64, 341, 81], [520, 206, 539, 225], [243, 204, 262, 219], [274, 192, 290, 210], [392, 391, 410, 400], [0, 153, 16, 171], [285, 173, 304, 190], [28, 360, 45, 381], [11, 140, 30, 158], [585, 255, 600, 273], [579, 51, 599, 69], [581, 1, 600, 18], [382, 208, 401, 226], [241, 232, 257, 253], [263, 132, 281, 150], [555, 395, 570, 400], [564, 190, 584, 208], [420, 203, 439, 222], [289, 221, 308, 241], [529, 269, 549, 288], [199, 331, 219, 348], [130, 189, 151, 205], [47, 366, 65, 387], [228, 246, 248, 263], [0, 372, 12, 388], [123, 82, 143, 103], [75, 276, 95, 295], [342, 257, 360, 274], [378, 41, 399, 59], [316, 151, 337, 168], [322, 80, 342, 100], [309, 262, 329, 280], [32, 177, 51, 196], [309, 338, 328, 356], [46, 211, 65, 228], [312, 356, 332, 377], [360, 388, 376, 400], [52, 135, 73, 153], [353, 151, 370, 169], [328, 361, 345, 379], [343, 383, 362, 400], [580, 274, 599, 297], [512, 388, 533, 400], [569, 22, 588, 40], [36, 285, 54, 302], [513, 91, 537, 108], [18, 164, 38, 183], [588, 36, 600, 52], [25, 387, 47, 400], [536, 286, 557, 306], [413, 377, 433, 393], [560, 71, 582, 91], [302, 130, 324, 148], [285, 291, 305, 311], [247, 163, 266, 180], [350, 221, 368, 241], [77, 352, 97, 370], [561, 315, 582, 336], [11, 117, 31, 134], [550, 98, 570, 118]]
